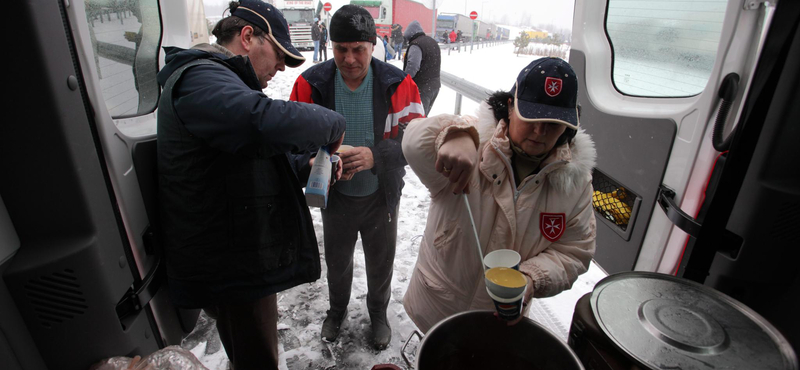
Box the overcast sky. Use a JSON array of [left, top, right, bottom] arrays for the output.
[[203, 0, 575, 31]]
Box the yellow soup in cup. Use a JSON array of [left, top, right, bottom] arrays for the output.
[[485, 267, 526, 288]]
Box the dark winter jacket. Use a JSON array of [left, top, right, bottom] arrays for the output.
[[311, 22, 321, 41], [320, 25, 328, 45], [403, 20, 441, 89], [391, 24, 404, 45], [290, 58, 425, 217], [156, 44, 345, 308]]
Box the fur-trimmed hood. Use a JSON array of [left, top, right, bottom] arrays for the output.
[[474, 101, 596, 194]]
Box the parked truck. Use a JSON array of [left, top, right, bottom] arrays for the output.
[[475, 20, 492, 41], [350, 0, 437, 39], [274, 0, 318, 51], [496, 26, 510, 40], [436, 13, 475, 42]]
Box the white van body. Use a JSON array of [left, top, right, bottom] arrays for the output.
[[1, 1, 797, 369]]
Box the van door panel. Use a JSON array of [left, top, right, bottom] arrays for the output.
[[571, 51, 676, 273], [3, 2, 161, 368], [65, 0, 199, 346], [2, 0, 199, 368], [571, 0, 768, 273]]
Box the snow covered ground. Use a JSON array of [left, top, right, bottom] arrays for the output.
[[181, 42, 608, 370]]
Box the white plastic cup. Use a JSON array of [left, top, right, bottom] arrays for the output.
[[484, 249, 521, 270], [330, 155, 340, 185]]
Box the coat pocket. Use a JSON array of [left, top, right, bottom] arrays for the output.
[[432, 220, 462, 252], [414, 265, 456, 303]]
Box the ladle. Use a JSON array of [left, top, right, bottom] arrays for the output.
[[462, 194, 486, 272]]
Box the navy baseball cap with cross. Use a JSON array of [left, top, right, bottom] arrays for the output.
[[510, 57, 579, 130], [231, 0, 305, 67]]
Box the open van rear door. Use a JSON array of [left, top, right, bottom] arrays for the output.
[[572, 0, 800, 351], [1, 1, 201, 369], [571, 0, 773, 273]]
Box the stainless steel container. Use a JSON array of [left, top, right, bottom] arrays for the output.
[[403, 310, 584, 370], [568, 272, 798, 370]]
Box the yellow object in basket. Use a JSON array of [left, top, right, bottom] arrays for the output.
[[592, 189, 632, 225], [485, 267, 526, 288]]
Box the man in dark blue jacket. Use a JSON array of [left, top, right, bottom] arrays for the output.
[[312, 18, 321, 62], [156, 1, 345, 368], [290, 5, 424, 350]]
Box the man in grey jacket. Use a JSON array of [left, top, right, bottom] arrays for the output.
[[312, 18, 321, 62], [403, 20, 441, 116]]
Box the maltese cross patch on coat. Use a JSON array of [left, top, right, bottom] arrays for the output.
[[544, 77, 562, 97], [540, 213, 565, 242]]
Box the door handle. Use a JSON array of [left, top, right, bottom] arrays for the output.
[[115, 254, 164, 330], [657, 185, 702, 238], [712, 73, 740, 152]]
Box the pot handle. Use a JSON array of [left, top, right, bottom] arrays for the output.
[[401, 330, 423, 369]]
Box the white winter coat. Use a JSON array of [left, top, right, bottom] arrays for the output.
[[402, 103, 597, 333]]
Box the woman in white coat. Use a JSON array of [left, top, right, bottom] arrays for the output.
[[402, 58, 597, 333]]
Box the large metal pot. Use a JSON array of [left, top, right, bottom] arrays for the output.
[[402, 310, 585, 370], [569, 272, 798, 370]]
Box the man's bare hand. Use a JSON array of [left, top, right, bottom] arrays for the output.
[[339, 147, 374, 175]]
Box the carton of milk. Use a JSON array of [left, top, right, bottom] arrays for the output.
[[305, 147, 332, 208]]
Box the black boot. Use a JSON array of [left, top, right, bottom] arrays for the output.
[[370, 311, 392, 350], [321, 308, 347, 342]]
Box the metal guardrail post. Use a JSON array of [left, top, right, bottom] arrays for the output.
[[440, 70, 493, 115]]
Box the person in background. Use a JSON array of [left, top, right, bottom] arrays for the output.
[[312, 18, 321, 63], [156, 0, 346, 368], [290, 4, 424, 350], [442, 30, 449, 43], [449, 29, 457, 43], [403, 20, 441, 116], [401, 57, 597, 333], [456, 29, 463, 42], [391, 23, 404, 59], [383, 35, 395, 60], [373, 34, 387, 62], [319, 22, 328, 61]]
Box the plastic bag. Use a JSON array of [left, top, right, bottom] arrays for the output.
[[90, 346, 208, 370]]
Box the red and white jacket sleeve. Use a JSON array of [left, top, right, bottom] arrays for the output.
[[384, 75, 425, 139]]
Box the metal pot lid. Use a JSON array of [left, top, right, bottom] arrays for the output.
[[591, 272, 797, 370]]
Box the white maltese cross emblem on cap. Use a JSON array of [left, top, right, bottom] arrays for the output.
[[540, 213, 565, 242], [545, 77, 562, 97]]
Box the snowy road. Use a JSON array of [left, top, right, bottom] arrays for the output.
[[184, 42, 607, 370]]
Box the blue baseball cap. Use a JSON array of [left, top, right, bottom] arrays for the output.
[[510, 57, 579, 130], [232, 0, 305, 67]]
